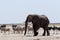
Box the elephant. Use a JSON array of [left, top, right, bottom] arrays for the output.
[[24, 14, 50, 36]]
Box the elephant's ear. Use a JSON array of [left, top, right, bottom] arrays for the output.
[[28, 15, 33, 22], [28, 15, 32, 20]]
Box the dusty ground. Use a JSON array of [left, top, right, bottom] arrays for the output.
[[0, 28, 60, 40], [0, 33, 60, 40]]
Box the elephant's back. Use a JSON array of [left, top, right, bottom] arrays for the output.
[[32, 15, 50, 24], [39, 15, 48, 20], [39, 15, 50, 25], [32, 15, 49, 22]]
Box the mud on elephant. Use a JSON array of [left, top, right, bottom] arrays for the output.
[[24, 14, 50, 36]]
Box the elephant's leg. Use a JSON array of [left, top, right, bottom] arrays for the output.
[[47, 29, 50, 36], [42, 26, 48, 36], [42, 28, 46, 36], [43, 25, 50, 36], [33, 31, 38, 36], [45, 25, 50, 36], [46, 26, 50, 36], [33, 25, 38, 36]]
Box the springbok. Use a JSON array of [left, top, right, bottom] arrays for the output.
[[0, 25, 10, 34], [27, 26, 33, 34], [12, 25, 25, 34], [0, 25, 6, 33], [12, 25, 19, 34]]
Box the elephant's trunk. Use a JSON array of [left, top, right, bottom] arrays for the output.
[[24, 22, 28, 35]]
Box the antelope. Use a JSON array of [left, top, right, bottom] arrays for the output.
[[0, 25, 10, 34]]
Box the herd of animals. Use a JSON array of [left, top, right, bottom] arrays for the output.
[[0, 24, 24, 34], [0, 24, 60, 35], [0, 24, 33, 34], [0, 14, 60, 36]]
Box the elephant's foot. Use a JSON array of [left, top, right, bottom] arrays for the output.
[[33, 32, 38, 36], [47, 33, 50, 36], [47, 31, 50, 36], [42, 34, 45, 36], [47, 34, 50, 36], [42, 33, 45, 36], [42, 33, 50, 36]]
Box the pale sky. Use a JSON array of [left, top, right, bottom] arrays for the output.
[[0, 0, 60, 24]]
